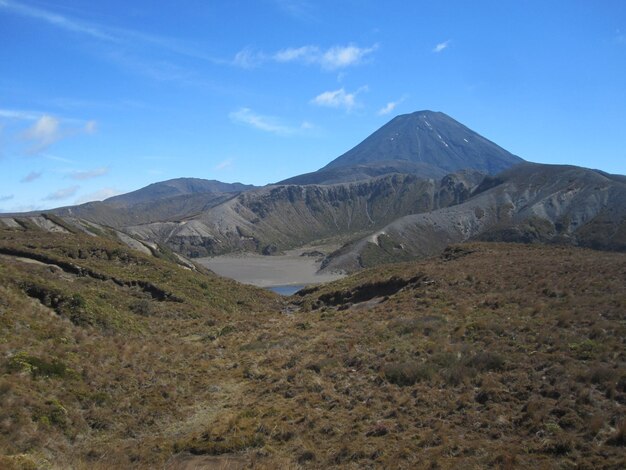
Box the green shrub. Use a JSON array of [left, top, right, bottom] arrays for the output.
[[8, 352, 69, 379]]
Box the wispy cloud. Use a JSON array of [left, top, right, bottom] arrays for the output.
[[311, 87, 367, 111], [6, 112, 97, 155], [319, 44, 378, 69], [232, 47, 266, 69], [433, 40, 451, 53], [0, 0, 221, 62], [234, 43, 378, 70], [84, 120, 97, 134], [0, 0, 114, 40], [0, 108, 96, 128], [377, 96, 407, 116], [20, 170, 42, 183], [68, 167, 109, 180], [74, 187, 121, 204], [229, 108, 308, 136], [44, 185, 80, 201], [42, 153, 75, 164], [0, 108, 43, 120], [21, 115, 63, 154], [214, 159, 233, 171], [278, 43, 378, 69], [0, 194, 14, 202], [273, 0, 316, 20]]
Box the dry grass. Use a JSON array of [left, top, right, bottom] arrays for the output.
[[1, 226, 625, 468]]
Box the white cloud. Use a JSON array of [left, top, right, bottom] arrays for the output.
[[20, 170, 43, 183], [42, 153, 74, 163], [214, 159, 233, 171], [433, 40, 451, 53], [232, 47, 265, 68], [229, 108, 297, 135], [69, 167, 109, 180], [233, 43, 377, 70], [273, 44, 377, 69], [274, 45, 318, 63], [3, 110, 96, 155], [0, 108, 42, 120], [84, 120, 97, 134], [0, 108, 96, 129], [44, 185, 80, 201], [320, 44, 378, 69], [311, 87, 366, 111], [377, 96, 407, 116], [21, 115, 62, 153], [74, 187, 121, 204], [378, 102, 398, 116]]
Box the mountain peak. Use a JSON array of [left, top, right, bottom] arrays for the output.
[[322, 110, 523, 175]]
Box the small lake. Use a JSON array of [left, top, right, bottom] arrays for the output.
[[266, 285, 306, 296]]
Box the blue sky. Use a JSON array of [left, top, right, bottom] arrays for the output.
[[1, 0, 625, 212]]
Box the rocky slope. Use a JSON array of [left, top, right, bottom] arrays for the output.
[[124, 171, 484, 257], [321, 163, 626, 272], [47, 178, 255, 228]]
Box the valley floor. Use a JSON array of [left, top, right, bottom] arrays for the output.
[[197, 246, 345, 288]]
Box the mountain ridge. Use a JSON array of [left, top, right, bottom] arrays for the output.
[[320, 162, 626, 273], [104, 177, 256, 207]]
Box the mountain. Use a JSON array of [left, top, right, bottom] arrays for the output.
[[104, 177, 256, 207], [5, 111, 624, 270], [124, 171, 484, 257], [280, 110, 524, 184], [321, 163, 626, 273], [49, 178, 256, 228]]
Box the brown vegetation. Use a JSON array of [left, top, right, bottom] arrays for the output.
[[0, 223, 625, 468]]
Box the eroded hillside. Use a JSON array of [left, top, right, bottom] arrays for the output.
[[124, 172, 481, 257], [322, 164, 626, 273]]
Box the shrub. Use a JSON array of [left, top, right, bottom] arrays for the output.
[[466, 352, 505, 372], [383, 361, 434, 386], [8, 353, 69, 379], [569, 339, 599, 360], [130, 299, 153, 316]]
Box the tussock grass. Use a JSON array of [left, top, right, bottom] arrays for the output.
[[1, 227, 625, 468]]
